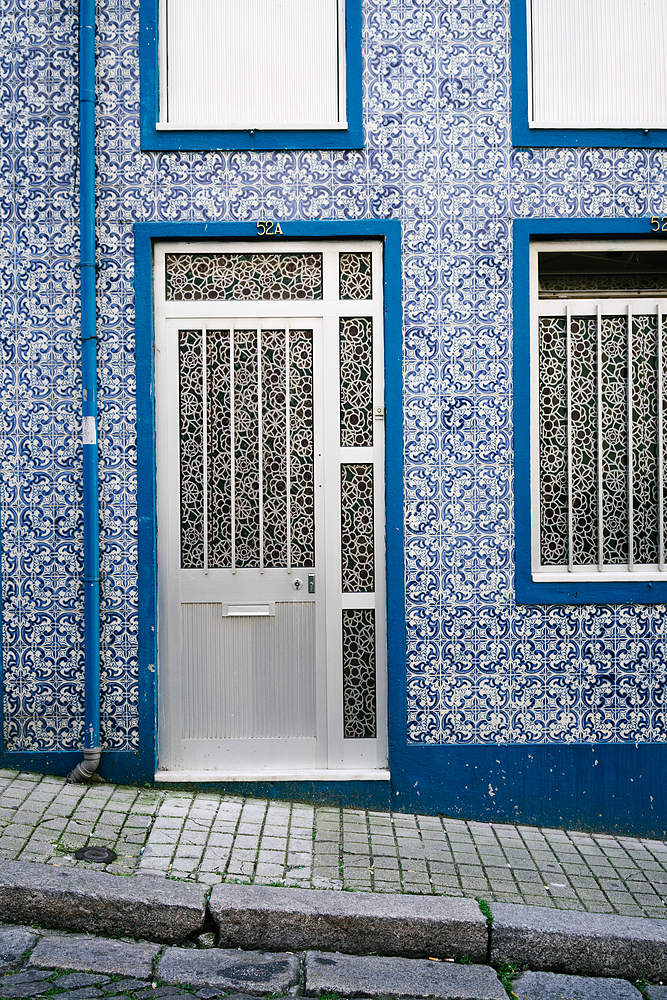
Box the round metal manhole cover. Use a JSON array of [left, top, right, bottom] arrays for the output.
[[74, 846, 117, 864]]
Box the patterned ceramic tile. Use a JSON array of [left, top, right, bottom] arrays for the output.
[[2, 0, 666, 751]]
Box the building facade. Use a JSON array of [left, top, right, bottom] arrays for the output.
[[3, 0, 667, 834]]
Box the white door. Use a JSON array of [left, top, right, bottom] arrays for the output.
[[155, 242, 387, 778]]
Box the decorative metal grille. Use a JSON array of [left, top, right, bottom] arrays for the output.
[[179, 330, 205, 568], [342, 609, 376, 738], [340, 317, 373, 447], [341, 464, 375, 592], [339, 252, 372, 299], [538, 305, 665, 571], [178, 327, 314, 570], [166, 253, 323, 301]]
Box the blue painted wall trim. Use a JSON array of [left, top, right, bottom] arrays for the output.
[[134, 218, 405, 790], [510, 0, 667, 149], [0, 751, 150, 786], [139, 0, 363, 151], [389, 744, 667, 838], [514, 216, 667, 604]]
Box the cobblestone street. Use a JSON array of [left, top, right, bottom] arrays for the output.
[[0, 769, 666, 919], [0, 770, 667, 918]]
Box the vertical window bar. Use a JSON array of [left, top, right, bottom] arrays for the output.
[[628, 304, 634, 572], [285, 324, 292, 574], [597, 305, 603, 572], [659, 303, 665, 571], [257, 328, 264, 574], [202, 327, 209, 575], [566, 305, 573, 572], [230, 327, 236, 575]]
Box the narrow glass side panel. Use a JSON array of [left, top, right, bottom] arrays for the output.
[[179, 329, 205, 568], [601, 315, 629, 564], [632, 314, 659, 564], [289, 329, 315, 568], [539, 316, 568, 565], [166, 253, 323, 301], [342, 608, 376, 739], [340, 317, 373, 447], [341, 463, 375, 592], [234, 330, 261, 567], [262, 330, 288, 568], [207, 330, 232, 568], [570, 316, 598, 565], [339, 252, 372, 299]]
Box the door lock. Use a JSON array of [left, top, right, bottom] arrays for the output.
[[292, 577, 304, 591], [308, 574, 315, 594]]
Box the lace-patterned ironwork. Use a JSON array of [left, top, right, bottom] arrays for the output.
[[632, 314, 659, 564], [234, 330, 261, 567], [289, 330, 315, 567], [179, 330, 205, 568], [341, 464, 374, 592], [601, 315, 629, 564], [166, 253, 323, 301], [207, 331, 232, 568], [570, 317, 598, 565], [340, 318, 373, 447], [342, 609, 376, 738], [262, 331, 288, 568], [539, 310, 664, 569], [339, 252, 372, 299], [539, 317, 568, 565]]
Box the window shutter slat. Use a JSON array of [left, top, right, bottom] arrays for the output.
[[530, 0, 667, 128], [166, 0, 341, 127]]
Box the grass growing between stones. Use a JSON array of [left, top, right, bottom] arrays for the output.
[[496, 961, 521, 999]]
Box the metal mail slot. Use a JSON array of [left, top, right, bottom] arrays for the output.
[[222, 603, 276, 617]]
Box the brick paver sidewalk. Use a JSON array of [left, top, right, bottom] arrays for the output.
[[0, 768, 666, 920]]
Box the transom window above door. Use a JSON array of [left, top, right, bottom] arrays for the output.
[[139, 0, 363, 150], [531, 242, 667, 587]]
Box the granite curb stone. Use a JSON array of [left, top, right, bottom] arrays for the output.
[[647, 988, 667, 1000], [0, 862, 206, 944], [512, 971, 642, 1000], [304, 951, 506, 1000], [157, 947, 299, 996], [28, 935, 160, 979], [209, 883, 487, 960], [490, 901, 667, 977]]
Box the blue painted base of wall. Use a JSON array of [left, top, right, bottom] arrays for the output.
[[9, 745, 667, 838], [0, 752, 153, 787], [153, 779, 392, 812], [390, 744, 667, 837]]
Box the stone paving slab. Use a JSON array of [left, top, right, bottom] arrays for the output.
[[512, 971, 642, 1000], [2, 769, 667, 920], [304, 951, 507, 1000], [0, 862, 206, 943], [0, 929, 39, 970], [647, 987, 667, 1000], [210, 882, 487, 959], [28, 936, 160, 979], [157, 947, 299, 995], [491, 901, 667, 978]]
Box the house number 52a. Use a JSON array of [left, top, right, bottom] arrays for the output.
[[257, 220, 283, 235], [651, 217, 667, 231]]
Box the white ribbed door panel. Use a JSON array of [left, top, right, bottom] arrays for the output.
[[530, 0, 667, 128], [164, 0, 341, 127]]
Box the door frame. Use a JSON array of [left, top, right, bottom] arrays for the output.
[[134, 220, 404, 786]]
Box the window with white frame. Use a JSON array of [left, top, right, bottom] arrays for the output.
[[532, 242, 667, 582], [528, 0, 667, 129], [159, 0, 346, 130]]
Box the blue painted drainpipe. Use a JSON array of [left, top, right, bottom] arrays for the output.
[[68, 0, 101, 782]]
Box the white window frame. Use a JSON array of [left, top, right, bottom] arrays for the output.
[[157, 0, 348, 131], [530, 239, 667, 583]]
